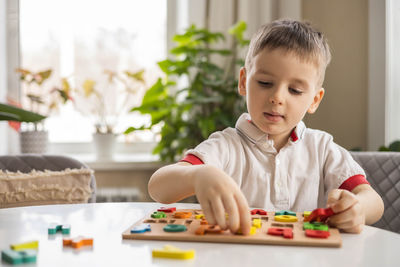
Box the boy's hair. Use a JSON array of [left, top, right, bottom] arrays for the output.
[[245, 19, 331, 86]]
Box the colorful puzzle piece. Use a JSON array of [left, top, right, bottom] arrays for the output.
[[250, 209, 267, 215], [195, 225, 224, 235], [163, 224, 187, 232], [274, 215, 298, 222], [195, 214, 205, 219], [303, 222, 329, 231], [304, 208, 334, 223], [157, 207, 176, 213], [63, 236, 93, 249], [1, 249, 37, 265], [10, 240, 39, 251], [275, 210, 296, 216], [236, 226, 257, 235], [267, 227, 294, 239], [151, 211, 167, 218], [173, 211, 192, 219], [152, 245, 195, 260], [252, 218, 262, 228], [305, 229, 330, 238], [131, 224, 151, 233], [48, 223, 71, 235]]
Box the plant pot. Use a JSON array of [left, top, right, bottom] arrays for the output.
[[92, 133, 116, 160], [20, 130, 48, 154]]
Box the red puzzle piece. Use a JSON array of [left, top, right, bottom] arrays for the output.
[[250, 209, 267, 215], [304, 208, 334, 223], [157, 207, 176, 213], [305, 229, 330, 238], [267, 227, 293, 239]]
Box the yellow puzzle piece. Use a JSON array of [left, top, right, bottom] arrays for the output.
[[236, 226, 257, 235], [195, 214, 205, 219], [252, 218, 262, 228], [274, 215, 298, 222], [10, 240, 39, 251], [152, 245, 195, 260]]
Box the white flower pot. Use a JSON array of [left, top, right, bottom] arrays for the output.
[[92, 133, 116, 160], [20, 130, 48, 154]]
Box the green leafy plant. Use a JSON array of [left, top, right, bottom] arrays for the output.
[[125, 21, 249, 162], [379, 141, 400, 152], [0, 103, 46, 122]]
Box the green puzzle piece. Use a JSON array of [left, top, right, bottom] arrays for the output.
[[151, 211, 167, 218], [303, 222, 329, 231], [275, 210, 296, 216], [1, 249, 37, 264], [163, 224, 187, 232]]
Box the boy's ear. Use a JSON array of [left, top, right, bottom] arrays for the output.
[[307, 88, 325, 114], [238, 67, 247, 96]]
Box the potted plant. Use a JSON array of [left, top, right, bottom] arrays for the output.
[[15, 68, 71, 153], [0, 103, 46, 122], [124, 21, 249, 162], [71, 69, 146, 159]]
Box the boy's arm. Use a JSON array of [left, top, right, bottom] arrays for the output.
[[148, 162, 252, 234], [327, 184, 384, 233]]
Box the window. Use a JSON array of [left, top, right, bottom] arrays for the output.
[[19, 0, 166, 145]]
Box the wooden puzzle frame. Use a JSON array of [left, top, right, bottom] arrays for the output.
[[122, 209, 342, 248]]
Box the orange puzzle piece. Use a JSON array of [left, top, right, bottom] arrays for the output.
[[174, 211, 192, 219], [63, 236, 93, 249], [195, 225, 223, 235]]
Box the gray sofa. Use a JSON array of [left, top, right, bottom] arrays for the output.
[[350, 151, 400, 233], [0, 154, 96, 203]]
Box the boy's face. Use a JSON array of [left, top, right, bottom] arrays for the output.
[[238, 48, 324, 143]]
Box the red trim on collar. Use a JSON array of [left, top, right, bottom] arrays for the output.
[[290, 128, 298, 142], [180, 154, 204, 165], [339, 174, 369, 192]]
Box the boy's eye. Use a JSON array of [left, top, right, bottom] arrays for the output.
[[258, 81, 273, 87], [289, 88, 303, 95]]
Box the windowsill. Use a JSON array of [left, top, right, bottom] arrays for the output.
[[67, 153, 166, 171]]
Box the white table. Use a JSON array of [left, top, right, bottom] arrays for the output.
[[0, 202, 399, 267]]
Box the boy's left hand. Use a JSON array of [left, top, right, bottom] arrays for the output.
[[326, 189, 365, 233]]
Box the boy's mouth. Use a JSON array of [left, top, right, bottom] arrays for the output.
[[263, 112, 284, 122]]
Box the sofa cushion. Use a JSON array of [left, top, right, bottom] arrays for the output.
[[0, 168, 93, 208]]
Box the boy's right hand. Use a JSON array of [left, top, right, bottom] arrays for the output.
[[191, 165, 251, 234]]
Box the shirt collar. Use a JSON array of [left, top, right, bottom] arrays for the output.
[[235, 113, 306, 145]]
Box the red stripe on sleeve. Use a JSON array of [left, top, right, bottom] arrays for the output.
[[180, 154, 204, 165], [339, 174, 370, 192]]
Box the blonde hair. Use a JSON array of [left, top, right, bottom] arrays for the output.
[[245, 19, 331, 85]]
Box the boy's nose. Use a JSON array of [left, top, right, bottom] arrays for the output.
[[269, 89, 284, 105]]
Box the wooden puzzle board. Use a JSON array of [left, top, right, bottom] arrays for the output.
[[122, 209, 342, 248]]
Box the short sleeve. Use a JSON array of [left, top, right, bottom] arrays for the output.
[[183, 130, 234, 170], [323, 135, 367, 195]]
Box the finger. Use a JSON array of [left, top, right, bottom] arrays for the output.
[[200, 199, 216, 225], [222, 194, 240, 233], [327, 189, 342, 206], [211, 197, 227, 229], [234, 192, 251, 235], [328, 204, 364, 226], [330, 190, 358, 213]]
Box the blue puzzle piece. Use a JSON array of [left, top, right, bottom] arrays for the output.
[[131, 224, 151, 233], [1, 249, 37, 264]]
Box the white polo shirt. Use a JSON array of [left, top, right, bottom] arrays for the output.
[[183, 113, 368, 211]]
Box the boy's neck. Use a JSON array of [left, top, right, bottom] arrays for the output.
[[269, 132, 292, 153]]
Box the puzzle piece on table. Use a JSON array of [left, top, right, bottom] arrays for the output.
[[1, 249, 37, 265], [236, 226, 257, 235], [195, 225, 224, 235], [63, 236, 93, 249], [195, 214, 205, 219], [10, 240, 39, 251], [131, 224, 151, 233], [267, 227, 294, 239], [157, 207, 176, 213], [304, 208, 334, 223], [152, 245, 195, 260], [252, 218, 262, 228], [250, 209, 267, 215], [48, 223, 71, 235]]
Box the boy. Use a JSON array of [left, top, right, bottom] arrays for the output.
[[148, 19, 384, 235]]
